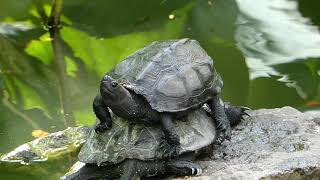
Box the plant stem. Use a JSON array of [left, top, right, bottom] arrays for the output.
[[47, 0, 76, 127], [2, 91, 40, 129]]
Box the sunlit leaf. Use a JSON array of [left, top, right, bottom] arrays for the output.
[[32, 129, 49, 138], [65, 56, 77, 78], [0, 34, 61, 124], [61, 2, 191, 76], [25, 33, 53, 65], [10, 78, 48, 111]]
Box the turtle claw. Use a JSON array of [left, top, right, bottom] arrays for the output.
[[94, 122, 111, 134], [215, 127, 232, 145], [215, 105, 250, 143], [192, 167, 202, 175], [157, 139, 180, 159], [215, 119, 232, 143], [240, 106, 251, 111], [243, 111, 250, 117], [239, 106, 251, 117], [239, 107, 251, 121], [166, 160, 202, 176], [214, 133, 225, 145]]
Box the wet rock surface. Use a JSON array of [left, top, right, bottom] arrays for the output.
[[176, 107, 320, 180], [1, 126, 90, 164]]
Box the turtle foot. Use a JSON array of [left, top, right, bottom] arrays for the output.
[[240, 106, 251, 118], [215, 117, 232, 144], [94, 122, 111, 134], [224, 103, 250, 127], [157, 139, 180, 159], [166, 160, 202, 176]]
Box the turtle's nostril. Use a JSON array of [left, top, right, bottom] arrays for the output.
[[103, 75, 110, 81]]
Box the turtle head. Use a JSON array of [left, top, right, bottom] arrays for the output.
[[100, 75, 128, 100]]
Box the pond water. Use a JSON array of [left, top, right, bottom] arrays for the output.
[[0, 0, 319, 179]]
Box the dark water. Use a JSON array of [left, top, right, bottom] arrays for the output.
[[0, 0, 319, 179]]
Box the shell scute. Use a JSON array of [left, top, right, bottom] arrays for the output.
[[156, 76, 187, 98]]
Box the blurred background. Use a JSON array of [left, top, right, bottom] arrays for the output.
[[0, 0, 319, 179]]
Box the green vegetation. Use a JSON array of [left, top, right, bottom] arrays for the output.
[[0, 0, 319, 179]]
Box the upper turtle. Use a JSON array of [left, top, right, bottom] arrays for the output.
[[108, 38, 223, 112]]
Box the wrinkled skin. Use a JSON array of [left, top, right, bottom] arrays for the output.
[[93, 75, 232, 157]]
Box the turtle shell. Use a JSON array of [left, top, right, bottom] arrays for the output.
[[109, 39, 223, 112], [78, 108, 216, 166]]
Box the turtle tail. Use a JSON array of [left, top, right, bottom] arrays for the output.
[[224, 103, 250, 127]]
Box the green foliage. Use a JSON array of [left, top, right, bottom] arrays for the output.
[[0, 0, 203, 155], [62, 0, 191, 37], [0, 0, 33, 21], [0, 0, 319, 178]]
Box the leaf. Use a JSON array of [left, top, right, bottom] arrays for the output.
[[25, 33, 53, 65], [61, 2, 192, 77], [0, 0, 33, 21], [0, 34, 63, 126], [62, 0, 193, 37], [31, 129, 49, 138]]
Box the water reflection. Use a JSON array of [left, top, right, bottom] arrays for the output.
[[236, 0, 320, 79], [235, 0, 320, 106]]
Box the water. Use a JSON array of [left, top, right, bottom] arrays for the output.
[[0, 0, 319, 179]]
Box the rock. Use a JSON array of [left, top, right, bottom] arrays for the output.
[[0, 126, 90, 180], [176, 107, 320, 180], [2, 107, 320, 180], [62, 161, 86, 179], [1, 126, 90, 164]]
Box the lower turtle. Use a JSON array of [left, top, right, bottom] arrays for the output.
[[63, 105, 248, 180]]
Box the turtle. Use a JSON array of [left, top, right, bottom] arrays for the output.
[[63, 105, 248, 180], [93, 38, 231, 156]]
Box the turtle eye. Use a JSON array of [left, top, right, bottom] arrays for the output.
[[111, 81, 118, 88]]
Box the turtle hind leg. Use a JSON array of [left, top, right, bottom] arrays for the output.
[[63, 163, 118, 180], [120, 160, 139, 180], [120, 159, 166, 180], [157, 113, 180, 158], [208, 95, 231, 143], [165, 160, 202, 177]]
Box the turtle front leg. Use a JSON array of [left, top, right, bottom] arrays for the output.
[[208, 95, 231, 143], [93, 94, 112, 133], [158, 113, 181, 158]]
